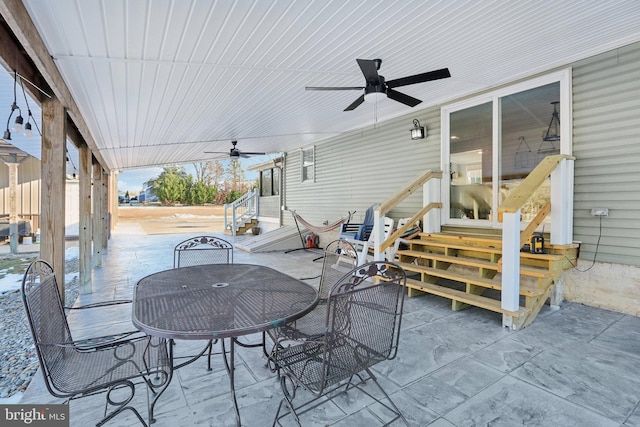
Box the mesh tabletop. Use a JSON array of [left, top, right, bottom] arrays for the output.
[[133, 264, 318, 340]]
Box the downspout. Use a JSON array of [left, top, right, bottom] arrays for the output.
[[279, 152, 286, 227]]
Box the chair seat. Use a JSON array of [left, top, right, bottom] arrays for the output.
[[43, 335, 167, 395]]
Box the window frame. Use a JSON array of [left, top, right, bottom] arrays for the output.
[[300, 146, 315, 183]]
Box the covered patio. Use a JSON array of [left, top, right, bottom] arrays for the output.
[[17, 220, 640, 426], [2, 1, 640, 425]]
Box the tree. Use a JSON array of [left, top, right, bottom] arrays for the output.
[[188, 180, 217, 205], [225, 159, 245, 192], [148, 165, 189, 204], [192, 160, 225, 186]]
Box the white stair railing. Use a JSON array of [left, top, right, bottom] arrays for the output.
[[224, 190, 259, 236]]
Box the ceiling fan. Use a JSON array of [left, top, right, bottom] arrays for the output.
[[204, 140, 266, 159], [306, 59, 451, 111]]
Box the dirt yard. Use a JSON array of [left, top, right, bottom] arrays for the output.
[[117, 204, 226, 234]]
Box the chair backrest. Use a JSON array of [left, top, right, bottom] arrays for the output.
[[174, 235, 234, 268], [21, 259, 74, 397], [320, 261, 406, 389], [340, 204, 376, 241], [318, 239, 358, 300]]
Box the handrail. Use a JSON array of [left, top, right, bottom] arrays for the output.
[[373, 170, 442, 258], [379, 202, 442, 252], [378, 170, 442, 217], [224, 190, 258, 236], [498, 154, 574, 221], [519, 200, 551, 248]]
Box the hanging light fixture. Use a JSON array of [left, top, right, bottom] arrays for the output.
[[19, 78, 36, 138], [410, 119, 426, 140], [12, 111, 23, 133], [543, 101, 560, 142], [3, 71, 20, 140]]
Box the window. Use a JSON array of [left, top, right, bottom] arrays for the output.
[[259, 167, 280, 196], [260, 169, 272, 196], [301, 146, 314, 182]]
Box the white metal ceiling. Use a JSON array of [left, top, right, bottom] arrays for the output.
[[15, 0, 640, 171]]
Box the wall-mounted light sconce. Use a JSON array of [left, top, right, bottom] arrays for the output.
[[410, 119, 426, 140]]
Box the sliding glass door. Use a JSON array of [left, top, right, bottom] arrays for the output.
[[443, 70, 570, 227]]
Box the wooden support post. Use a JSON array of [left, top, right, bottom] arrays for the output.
[[109, 172, 118, 232], [7, 155, 19, 254], [92, 162, 104, 266], [550, 158, 573, 245], [78, 144, 92, 293], [373, 208, 383, 261], [501, 210, 521, 329], [40, 97, 66, 302], [423, 175, 441, 233], [101, 170, 109, 248]]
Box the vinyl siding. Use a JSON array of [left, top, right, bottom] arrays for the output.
[[283, 107, 441, 229], [284, 41, 640, 267], [0, 156, 41, 215], [572, 42, 640, 265]]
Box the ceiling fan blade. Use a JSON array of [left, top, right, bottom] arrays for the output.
[[344, 95, 365, 111], [242, 152, 267, 155], [387, 89, 422, 107], [356, 59, 380, 84], [386, 68, 451, 88], [306, 86, 364, 91], [203, 151, 228, 154]]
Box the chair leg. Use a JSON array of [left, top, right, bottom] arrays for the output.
[[362, 368, 408, 426], [273, 374, 303, 427], [97, 381, 148, 427]]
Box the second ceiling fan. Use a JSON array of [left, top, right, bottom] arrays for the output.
[[205, 140, 266, 159], [306, 58, 450, 111]]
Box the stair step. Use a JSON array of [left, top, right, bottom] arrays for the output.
[[411, 237, 566, 262], [410, 234, 502, 254], [396, 262, 544, 296], [405, 278, 524, 317], [225, 219, 258, 235], [398, 250, 552, 278]]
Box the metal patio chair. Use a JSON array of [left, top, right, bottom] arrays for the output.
[[274, 239, 358, 342], [271, 261, 408, 426], [173, 235, 234, 370], [173, 235, 234, 267], [21, 259, 170, 427]]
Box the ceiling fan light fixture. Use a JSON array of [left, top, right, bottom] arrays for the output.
[[411, 119, 426, 140], [364, 84, 387, 103]]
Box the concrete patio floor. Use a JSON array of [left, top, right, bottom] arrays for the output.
[[18, 221, 640, 426]]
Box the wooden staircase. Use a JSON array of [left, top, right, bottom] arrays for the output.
[[224, 218, 257, 236], [396, 231, 579, 329]]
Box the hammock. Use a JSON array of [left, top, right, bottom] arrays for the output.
[[290, 210, 352, 234]]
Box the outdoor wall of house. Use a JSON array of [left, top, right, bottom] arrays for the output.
[[0, 158, 82, 239], [65, 180, 80, 237], [283, 106, 441, 246], [257, 195, 281, 233], [0, 156, 41, 232], [562, 41, 640, 315], [283, 40, 640, 316]]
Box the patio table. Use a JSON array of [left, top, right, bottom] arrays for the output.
[[132, 263, 318, 426]]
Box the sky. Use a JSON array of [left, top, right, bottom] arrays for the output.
[[117, 156, 271, 195]]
